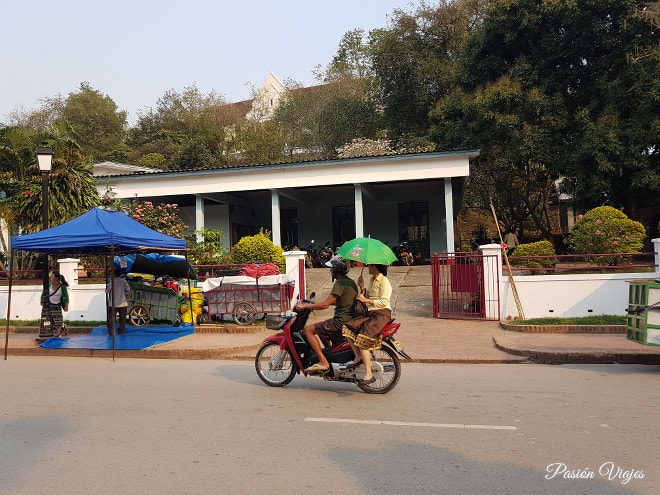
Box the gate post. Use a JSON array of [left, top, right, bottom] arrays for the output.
[[478, 244, 502, 320]]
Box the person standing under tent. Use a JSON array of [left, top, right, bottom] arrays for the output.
[[106, 269, 130, 335]]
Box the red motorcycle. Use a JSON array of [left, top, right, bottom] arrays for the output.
[[255, 294, 412, 394]]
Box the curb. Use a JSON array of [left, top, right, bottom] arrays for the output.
[[3, 344, 264, 360], [493, 342, 660, 365], [499, 322, 626, 334]]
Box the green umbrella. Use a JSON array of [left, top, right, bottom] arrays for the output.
[[336, 237, 397, 265]]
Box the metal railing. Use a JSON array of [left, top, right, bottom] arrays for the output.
[[507, 252, 655, 274]]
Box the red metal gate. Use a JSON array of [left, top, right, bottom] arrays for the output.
[[431, 252, 500, 320]]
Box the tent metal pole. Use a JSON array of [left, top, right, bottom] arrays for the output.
[[110, 247, 116, 362], [3, 250, 15, 360], [185, 252, 194, 327]]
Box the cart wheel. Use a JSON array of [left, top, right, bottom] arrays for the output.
[[129, 305, 150, 326], [232, 302, 256, 325]]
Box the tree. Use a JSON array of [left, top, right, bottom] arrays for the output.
[[58, 82, 128, 161], [128, 85, 230, 170], [369, 0, 489, 137], [458, 0, 659, 215], [0, 128, 101, 271], [430, 65, 569, 240], [428, 0, 658, 240]]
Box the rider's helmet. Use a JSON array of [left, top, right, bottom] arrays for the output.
[[325, 255, 348, 279]]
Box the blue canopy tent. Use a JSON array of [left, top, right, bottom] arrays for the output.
[[10, 207, 187, 254], [4, 207, 191, 359]]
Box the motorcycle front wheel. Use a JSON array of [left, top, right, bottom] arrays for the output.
[[255, 342, 297, 387], [357, 345, 401, 394]]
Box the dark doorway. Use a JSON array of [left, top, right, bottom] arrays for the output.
[[398, 202, 430, 259], [280, 208, 298, 249], [332, 205, 355, 245]]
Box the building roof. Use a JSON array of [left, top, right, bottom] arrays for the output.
[[94, 149, 480, 180], [93, 161, 161, 176]]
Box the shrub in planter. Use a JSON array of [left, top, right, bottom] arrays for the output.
[[567, 206, 645, 265], [510, 240, 557, 269], [229, 229, 285, 267]]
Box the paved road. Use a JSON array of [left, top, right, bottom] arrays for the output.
[[1, 358, 658, 494]]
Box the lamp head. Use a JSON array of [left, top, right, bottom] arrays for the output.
[[36, 142, 53, 172]]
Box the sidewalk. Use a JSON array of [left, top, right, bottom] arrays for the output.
[[3, 266, 660, 364]]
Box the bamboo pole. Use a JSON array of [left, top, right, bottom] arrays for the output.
[[490, 200, 525, 320]]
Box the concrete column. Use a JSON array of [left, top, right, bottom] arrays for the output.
[[354, 184, 364, 238], [284, 250, 307, 306], [195, 194, 204, 243], [271, 189, 281, 246], [444, 178, 455, 252]]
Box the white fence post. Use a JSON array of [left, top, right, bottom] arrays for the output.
[[478, 244, 503, 320], [57, 258, 80, 287], [283, 250, 307, 308], [653, 238, 660, 280]]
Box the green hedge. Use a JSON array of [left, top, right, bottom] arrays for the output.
[[510, 240, 557, 269]]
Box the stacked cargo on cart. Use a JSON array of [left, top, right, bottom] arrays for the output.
[[201, 274, 294, 325], [115, 253, 197, 326], [127, 280, 181, 326]]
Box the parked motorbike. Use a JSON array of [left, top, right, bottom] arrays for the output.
[[302, 240, 323, 268], [255, 294, 412, 394], [392, 241, 414, 266], [318, 241, 334, 265], [392, 241, 426, 265]]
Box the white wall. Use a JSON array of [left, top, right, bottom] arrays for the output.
[[1, 282, 107, 322], [481, 239, 660, 319], [500, 272, 657, 319], [1, 254, 307, 322]]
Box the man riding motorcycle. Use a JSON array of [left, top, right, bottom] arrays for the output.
[[295, 255, 357, 373]]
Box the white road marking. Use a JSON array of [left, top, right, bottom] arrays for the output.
[[305, 417, 517, 430]]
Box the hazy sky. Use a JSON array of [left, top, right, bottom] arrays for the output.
[[1, 0, 416, 124]]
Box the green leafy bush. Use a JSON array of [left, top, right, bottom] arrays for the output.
[[510, 240, 557, 269], [185, 228, 228, 265], [567, 206, 645, 265], [229, 229, 285, 266]]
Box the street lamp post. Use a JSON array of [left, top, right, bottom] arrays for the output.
[[36, 142, 53, 342]]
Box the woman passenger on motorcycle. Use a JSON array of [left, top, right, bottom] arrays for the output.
[[342, 264, 392, 384]]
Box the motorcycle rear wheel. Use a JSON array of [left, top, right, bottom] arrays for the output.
[[255, 342, 297, 387], [357, 345, 401, 394]]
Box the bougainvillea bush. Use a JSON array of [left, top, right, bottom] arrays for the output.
[[567, 206, 646, 265]]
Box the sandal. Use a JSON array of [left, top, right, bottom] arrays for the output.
[[344, 360, 363, 371], [358, 376, 376, 385], [305, 363, 330, 373]]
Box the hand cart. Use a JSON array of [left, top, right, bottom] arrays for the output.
[[127, 281, 182, 326], [201, 274, 294, 325]]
